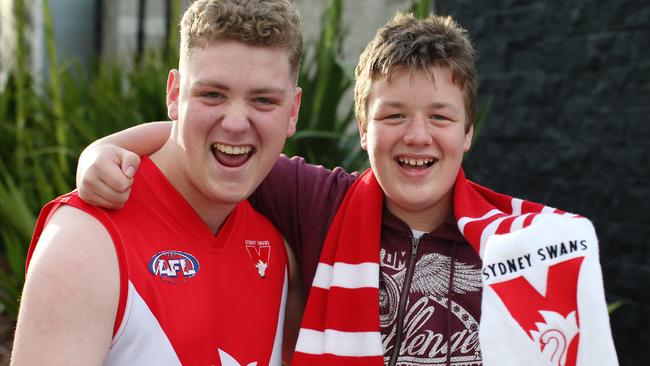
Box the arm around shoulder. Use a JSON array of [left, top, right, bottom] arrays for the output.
[[76, 121, 172, 209], [88, 121, 172, 157], [11, 205, 120, 366]]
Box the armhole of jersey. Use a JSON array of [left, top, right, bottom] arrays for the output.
[[95, 211, 129, 338], [26, 194, 129, 338], [280, 238, 290, 275], [26, 201, 61, 273]]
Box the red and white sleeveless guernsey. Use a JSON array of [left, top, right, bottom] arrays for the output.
[[26, 156, 289, 366]]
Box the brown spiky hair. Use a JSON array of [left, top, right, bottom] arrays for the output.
[[180, 0, 303, 81], [354, 12, 477, 131]]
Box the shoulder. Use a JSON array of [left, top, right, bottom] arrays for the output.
[[29, 204, 117, 273], [25, 204, 120, 310], [259, 154, 358, 203], [270, 154, 357, 184], [13, 205, 120, 364]]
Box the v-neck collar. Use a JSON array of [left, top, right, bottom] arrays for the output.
[[134, 156, 244, 252]]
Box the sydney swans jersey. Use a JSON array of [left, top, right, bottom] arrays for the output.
[[27, 157, 289, 366]]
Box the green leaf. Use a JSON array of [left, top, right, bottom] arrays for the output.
[[0, 0, 183, 320], [607, 299, 627, 314], [411, 0, 432, 18]]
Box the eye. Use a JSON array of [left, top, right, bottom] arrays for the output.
[[254, 97, 276, 105], [431, 114, 449, 121], [202, 91, 224, 99], [385, 113, 405, 120]]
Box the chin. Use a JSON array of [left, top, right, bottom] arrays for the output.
[[211, 187, 251, 206], [404, 190, 447, 208]]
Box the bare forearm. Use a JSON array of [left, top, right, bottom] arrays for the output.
[[76, 121, 171, 209], [92, 121, 172, 156]]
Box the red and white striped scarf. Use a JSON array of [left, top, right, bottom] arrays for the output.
[[292, 168, 617, 366]]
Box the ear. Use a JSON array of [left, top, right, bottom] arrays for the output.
[[286, 87, 302, 137], [358, 119, 368, 151], [463, 124, 474, 152], [166, 69, 180, 121]]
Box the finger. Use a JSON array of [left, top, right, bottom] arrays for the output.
[[78, 176, 131, 208], [91, 195, 125, 210], [97, 189, 132, 210], [99, 161, 134, 194], [100, 189, 132, 210], [77, 188, 126, 210], [119, 152, 141, 179]]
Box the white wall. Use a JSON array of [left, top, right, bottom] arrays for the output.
[[101, 0, 188, 65], [295, 0, 411, 66], [0, 0, 15, 90]]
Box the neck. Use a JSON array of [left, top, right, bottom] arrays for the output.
[[385, 192, 453, 233], [150, 144, 236, 234]]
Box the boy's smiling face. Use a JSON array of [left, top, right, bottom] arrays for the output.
[[360, 66, 472, 231], [164, 40, 301, 217]]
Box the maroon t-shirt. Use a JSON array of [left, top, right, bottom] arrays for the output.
[[249, 155, 483, 365]]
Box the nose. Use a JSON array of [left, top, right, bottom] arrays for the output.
[[403, 115, 432, 145], [221, 103, 250, 134]]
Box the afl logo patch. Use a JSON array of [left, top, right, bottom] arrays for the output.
[[148, 250, 200, 284]]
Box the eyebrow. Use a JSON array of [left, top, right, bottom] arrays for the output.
[[194, 80, 287, 95], [381, 100, 460, 112]]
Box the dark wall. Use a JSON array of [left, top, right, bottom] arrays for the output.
[[435, 0, 650, 364]]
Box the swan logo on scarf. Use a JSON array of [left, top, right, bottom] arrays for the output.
[[489, 256, 585, 366], [244, 240, 271, 278]]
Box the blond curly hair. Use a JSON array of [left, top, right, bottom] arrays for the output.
[[180, 0, 303, 80]]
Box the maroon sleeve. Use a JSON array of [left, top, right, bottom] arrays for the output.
[[249, 155, 358, 292]]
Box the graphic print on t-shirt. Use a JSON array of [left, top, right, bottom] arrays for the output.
[[380, 248, 483, 365]]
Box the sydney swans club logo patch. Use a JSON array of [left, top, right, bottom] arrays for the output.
[[490, 256, 585, 366], [148, 250, 200, 283], [244, 240, 271, 278]]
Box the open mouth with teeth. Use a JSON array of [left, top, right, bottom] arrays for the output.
[[396, 156, 436, 169], [211, 143, 255, 167]]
